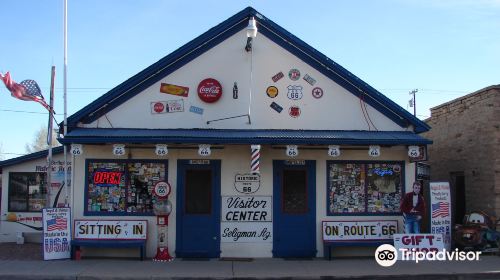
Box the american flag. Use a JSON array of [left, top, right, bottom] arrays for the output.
[[0, 72, 53, 112], [432, 202, 450, 218], [46, 218, 67, 231]]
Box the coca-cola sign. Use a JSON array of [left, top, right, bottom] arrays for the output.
[[197, 78, 222, 103]]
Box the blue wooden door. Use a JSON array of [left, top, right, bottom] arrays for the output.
[[176, 160, 220, 258], [273, 160, 316, 258]]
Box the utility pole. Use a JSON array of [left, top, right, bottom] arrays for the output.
[[409, 89, 418, 116]]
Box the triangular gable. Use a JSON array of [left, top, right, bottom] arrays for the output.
[[62, 7, 430, 133]]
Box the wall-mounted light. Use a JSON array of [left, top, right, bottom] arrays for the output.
[[245, 17, 258, 52]]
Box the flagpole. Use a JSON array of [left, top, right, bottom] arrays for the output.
[[47, 66, 56, 207], [63, 0, 69, 206]]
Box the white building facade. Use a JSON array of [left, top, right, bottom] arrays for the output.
[[1, 7, 431, 258]]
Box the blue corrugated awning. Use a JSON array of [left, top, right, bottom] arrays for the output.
[[58, 128, 432, 145]]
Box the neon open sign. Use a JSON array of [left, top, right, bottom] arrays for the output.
[[93, 171, 123, 185]]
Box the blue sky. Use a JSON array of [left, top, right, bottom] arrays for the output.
[[1, 0, 499, 159]]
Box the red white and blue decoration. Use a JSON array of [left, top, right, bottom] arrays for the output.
[[0, 72, 53, 112], [251, 145, 261, 174], [432, 202, 450, 218]]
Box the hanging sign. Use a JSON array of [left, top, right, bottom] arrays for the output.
[[328, 145, 341, 157], [197, 78, 222, 103], [160, 83, 189, 97], [286, 145, 299, 157], [198, 144, 211, 156], [150, 100, 184, 114], [71, 144, 83, 156], [153, 181, 171, 200], [289, 106, 301, 118], [155, 144, 168, 156], [235, 173, 261, 194], [408, 145, 420, 158], [416, 162, 430, 180], [287, 85, 303, 100], [112, 144, 126, 156], [430, 182, 452, 250], [43, 208, 71, 260], [368, 145, 381, 157]]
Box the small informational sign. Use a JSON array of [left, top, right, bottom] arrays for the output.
[[71, 144, 83, 156], [286, 145, 299, 157], [394, 234, 445, 260], [113, 144, 126, 156], [221, 196, 272, 243], [368, 145, 381, 157], [328, 145, 340, 157], [270, 102, 283, 113], [43, 208, 71, 260], [198, 144, 211, 156], [160, 83, 189, 97], [153, 181, 171, 199], [430, 182, 452, 250], [272, 71, 284, 82], [288, 106, 301, 118], [150, 100, 184, 114], [189, 105, 204, 115], [322, 220, 398, 241], [74, 220, 147, 240], [409, 146, 428, 162], [303, 74, 316, 86], [155, 144, 168, 156], [234, 173, 261, 194]]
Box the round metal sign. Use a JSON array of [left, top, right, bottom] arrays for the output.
[[153, 181, 171, 199], [153, 102, 164, 113], [197, 78, 222, 103]]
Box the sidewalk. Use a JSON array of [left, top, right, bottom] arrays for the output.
[[0, 244, 499, 279]]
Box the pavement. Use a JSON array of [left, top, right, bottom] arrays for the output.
[[1, 243, 500, 279]]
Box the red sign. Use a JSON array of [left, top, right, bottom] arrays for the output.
[[153, 102, 164, 113], [197, 78, 222, 103], [93, 171, 122, 185], [289, 106, 301, 118]]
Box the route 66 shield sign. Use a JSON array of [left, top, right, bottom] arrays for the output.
[[368, 145, 381, 157], [408, 146, 420, 158]]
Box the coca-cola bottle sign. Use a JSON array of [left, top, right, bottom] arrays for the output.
[[197, 78, 223, 103]]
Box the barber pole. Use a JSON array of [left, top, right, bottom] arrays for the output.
[[251, 145, 261, 174]]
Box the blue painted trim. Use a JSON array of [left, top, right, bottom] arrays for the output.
[[0, 146, 65, 170], [61, 7, 429, 134], [84, 159, 168, 216], [325, 160, 405, 216]]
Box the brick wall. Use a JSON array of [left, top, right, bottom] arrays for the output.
[[423, 85, 500, 218]]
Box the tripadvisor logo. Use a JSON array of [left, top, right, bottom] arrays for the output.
[[375, 244, 398, 267], [374, 244, 482, 267]]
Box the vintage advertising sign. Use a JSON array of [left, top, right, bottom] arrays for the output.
[[394, 234, 445, 260], [272, 71, 284, 82], [151, 100, 184, 114], [322, 220, 398, 241], [288, 69, 301, 81], [160, 83, 189, 97], [221, 196, 272, 243], [189, 105, 204, 115], [43, 208, 71, 260], [409, 146, 428, 162], [234, 173, 261, 194], [266, 86, 279, 98], [288, 106, 301, 118], [303, 74, 316, 86], [197, 78, 222, 103], [74, 220, 147, 240], [430, 182, 452, 250], [312, 87, 324, 99], [270, 102, 283, 113]]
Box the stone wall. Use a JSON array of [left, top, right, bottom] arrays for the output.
[[423, 85, 500, 218]]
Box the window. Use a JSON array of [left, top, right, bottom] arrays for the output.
[[8, 172, 47, 212], [327, 161, 404, 215], [86, 160, 167, 216]]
